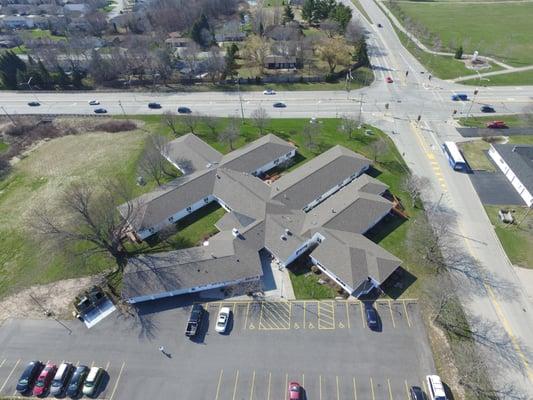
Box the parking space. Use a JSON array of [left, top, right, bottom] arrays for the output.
[[204, 299, 417, 334], [210, 369, 428, 400], [0, 357, 126, 400]]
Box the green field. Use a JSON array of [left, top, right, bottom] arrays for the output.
[[485, 206, 533, 269], [0, 140, 7, 153], [461, 68, 533, 86], [388, 1, 533, 67], [22, 29, 65, 42], [458, 115, 532, 128], [458, 140, 494, 171]]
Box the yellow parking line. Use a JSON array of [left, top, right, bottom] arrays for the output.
[[346, 301, 351, 329], [353, 377, 357, 400], [244, 302, 250, 330], [370, 377, 375, 400], [108, 361, 125, 400], [336, 376, 340, 400], [0, 359, 20, 393], [232, 370, 240, 400], [215, 370, 223, 400], [284, 373, 288, 400], [403, 301, 412, 327], [267, 372, 272, 400], [387, 379, 393, 400], [388, 301, 396, 328], [360, 302, 366, 327], [249, 370, 256, 400], [404, 380, 410, 400]]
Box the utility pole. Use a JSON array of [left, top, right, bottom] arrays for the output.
[[29, 294, 72, 335], [118, 100, 127, 118], [1, 106, 16, 125], [467, 89, 479, 117], [236, 77, 245, 123]]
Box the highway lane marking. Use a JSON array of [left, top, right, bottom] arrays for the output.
[[232, 370, 240, 400], [215, 369, 223, 400], [319, 375, 322, 400], [284, 373, 288, 400], [267, 372, 272, 400], [0, 359, 20, 394], [108, 361, 125, 400], [249, 370, 256, 400], [336, 376, 341, 400]]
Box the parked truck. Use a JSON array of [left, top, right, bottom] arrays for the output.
[[185, 304, 204, 337]]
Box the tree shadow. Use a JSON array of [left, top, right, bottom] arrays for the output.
[[380, 267, 417, 299]]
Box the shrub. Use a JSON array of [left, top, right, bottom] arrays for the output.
[[94, 120, 137, 133], [0, 156, 10, 177], [454, 45, 463, 60]]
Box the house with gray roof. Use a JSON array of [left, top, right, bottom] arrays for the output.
[[489, 144, 533, 207], [120, 134, 402, 303]]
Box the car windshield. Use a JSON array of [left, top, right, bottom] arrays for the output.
[[36, 380, 45, 387], [18, 378, 28, 385]]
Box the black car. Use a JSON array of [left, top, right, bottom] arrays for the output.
[[481, 105, 495, 113], [94, 108, 107, 114], [273, 102, 286, 108], [410, 386, 426, 400], [377, 23, 383, 27], [16, 361, 43, 394], [365, 306, 379, 330], [148, 102, 161, 109], [66, 365, 89, 397], [27, 101, 40, 107], [177, 106, 192, 114]]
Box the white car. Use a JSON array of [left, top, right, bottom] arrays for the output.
[[263, 89, 276, 95], [88, 100, 100, 105], [215, 307, 231, 333]]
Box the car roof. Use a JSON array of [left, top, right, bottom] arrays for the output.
[[86, 367, 101, 381]]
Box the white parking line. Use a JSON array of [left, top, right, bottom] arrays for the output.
[[0, 359, 20, 393], [108, 361, 125, 400]]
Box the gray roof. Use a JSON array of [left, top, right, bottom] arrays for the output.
[[123, 223, 265, 300], [310, 229, 401, 288], [493, 144, 533, 191], [165, 133, 223, 173], [220, 134, 295, 173], [271, 145, 370, 210]]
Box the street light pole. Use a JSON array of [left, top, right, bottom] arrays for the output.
[[1, 106, 16, 125]]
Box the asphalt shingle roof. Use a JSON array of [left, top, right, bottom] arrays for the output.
[[165, 133, 223, 173], [493, 144, 533, 192]]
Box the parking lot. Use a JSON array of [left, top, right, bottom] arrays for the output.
[[0, 299, 434, 400]]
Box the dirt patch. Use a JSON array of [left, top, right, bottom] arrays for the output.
[[0, 274, 105, 322]]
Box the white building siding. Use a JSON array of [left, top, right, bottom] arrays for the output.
[[252, 149, 296, 176], [310, 256, 354, 294]]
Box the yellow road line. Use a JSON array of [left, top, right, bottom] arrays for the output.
[[388, 301, 396, 328], [346, 301, 351, 329], [215, 369, 223, 400], [244, 302, 250, 330], [403, 301, 412, 327], [353, 377, 357, 400], [267, 372, 272, 400], [284, 373, 288, 400], [108, 361, 125, 400], [387, 379, 393, 400], [336, 376, 340, 400], [404, 380, 410, 400], [370, 377, 375, 400], [485, 284, 533, 381], [249, 370, 256, 400], [232, 370, 240, 400], [0, 359, 20, 393]]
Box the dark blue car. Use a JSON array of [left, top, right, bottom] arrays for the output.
[[16, 361, 43, 394]]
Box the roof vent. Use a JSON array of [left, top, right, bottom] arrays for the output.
[[216, 174, 221, 179], [331, 208, 336, 213], [280, 234, 287, 241], [512, 146, 517, 152], [232, 228, 240, 237], [285, 228, 292, 236]]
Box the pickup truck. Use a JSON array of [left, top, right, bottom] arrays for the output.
[[185, 304, 204, 337]]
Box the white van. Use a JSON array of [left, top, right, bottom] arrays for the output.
[[426, 375, 447, 400]]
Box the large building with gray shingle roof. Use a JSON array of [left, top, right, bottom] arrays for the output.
[[120, 134, 402, 303]]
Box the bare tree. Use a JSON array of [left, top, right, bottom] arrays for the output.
[[182, 113, 200, 134], [338, 114, 359, 139], [251, 106, 270, 135], [163, 111, 179, 135], [302, 122, 320, 151], [402, 174, 431, 208], [202, 115, 220, 137], [31, 180, 138, 270], [344, 20, 364, 44], [138, 135, 177, 185], [368, 137, 389, 162], [218, 115, 241, 150]]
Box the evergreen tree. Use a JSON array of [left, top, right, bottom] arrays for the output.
[[354, 39, 369, 67], [302, 0, 316, 23], [57, 66, 70, 88], [454, 45, 463, 59], [225, 44, 239, 77], [331, 3, 352, 31], [190, 14, 213, 47], [283, 4, 295, 23], [0, 51, 26, 89], [38, 60, 53, 89]]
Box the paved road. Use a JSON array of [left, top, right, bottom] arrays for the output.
[[0, 0, 532, 396]]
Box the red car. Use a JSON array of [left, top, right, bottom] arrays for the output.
[[33, 362, 57, 397], [386, 77, 393, 83], [288, 382, 302, 400], [486, 120, 508, 129]]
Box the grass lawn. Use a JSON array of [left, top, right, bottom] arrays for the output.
[[387, 1, 533, 67], [457, 140, 494, 171], [392, 26, 500, 80], [458, 115, 531, 128], [461, 68, 533, 86], [22, 29, 65, 42], [485, 205, 533, 269], [289, 269, 338, 299], [0, 140, 7, 153]]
